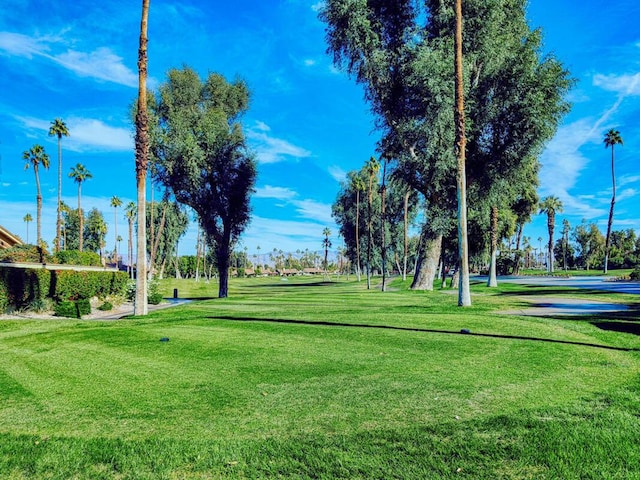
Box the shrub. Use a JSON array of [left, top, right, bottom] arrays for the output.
[[52, 250, 101, 267], [54, 301, 79, 318], [53, 270, 129, 301], [630, 267, 640, 281], [97, 301, 113, 311], [0, 245, 50, 264], [0, 267, 51, 312]]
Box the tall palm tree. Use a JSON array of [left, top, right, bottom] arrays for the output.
[[562, 218, 571, 270], [365, 156, 379, 290], [322, 227, 332, 271], [454, 0, 471, 306], [48, 118, 69, 252], [110, 195, 123, 264], [125, 201, 136, 278], [539, 196, 563, 273], [350, 172, 365, 281], [23, 144, 50, 246], [23, 213, 33, 244], [603, 129, 623, 274], [134, 0, 150, 315], [68, 163, 92, 252]]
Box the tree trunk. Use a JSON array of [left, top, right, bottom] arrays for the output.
[[410, 233, 442, 291], [128, 219, 134, 279], [134, 0, 150, 316], [78, 185, 83, 252], [148, 202, 167, 280], [547, 213, 554, 274], [56, 138, 62, 252], [454, 0, 471, 306], [217, 231, 232, 298], [355, 191, 361, 281], [380, 168, 387, 292], [487, 205, 499, 287], [403, 189, 409, 281], [604, 146, 616, 274], [513, 223, 523, 275]]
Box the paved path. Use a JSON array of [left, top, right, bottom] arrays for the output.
[[479, 275, 640, 295], [476, 275, 639, 316]]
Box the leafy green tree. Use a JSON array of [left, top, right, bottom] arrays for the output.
[[134, 0, 150, 314], [68, 163, 92, 252], [539, 196, 563, 273], [350, 171, 366, 281], [603, 129, 623, 274], [148, 67, 257, 298], [23, 213, 33, 244], [48, 118, 69, 252], [61, 207, 82, 251], [23, 144, 50, 247], [84, 208, 108, 256], [573, 221, 605, 271], [146, 199, 189, 278]]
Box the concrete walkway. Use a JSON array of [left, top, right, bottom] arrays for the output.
[[499, 296, 630, 317]]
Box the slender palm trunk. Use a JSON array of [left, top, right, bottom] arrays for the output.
[[35, 166, 42, 246], [487, 205, 499, 287], [604, 145, 616, 274], [454, 0, 471, 306], [56, 138, 62, 252], [134, 0, 150, 315], [380, 175, 387, 292], [78, 185, 83, 252], [547, 213, 555, 273], [402, 190, 409, 281], [355, 191, 361, 281], [128, 218, 134, 278]]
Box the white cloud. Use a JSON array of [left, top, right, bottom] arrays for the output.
[[54, 47, 138, 88], [247, 126, 311, 164], [593, 72, 640, 96], [0, 31, 139, 88], [328, 165, 346, 183], [14, 115, 133, 152], [617, 188, 638, 202], [311, 2, 325, 13], [293, 199, 333, 224], [255, 185, 298, 200], [304, 58, 316, 67], [619, 174, 640, 187]]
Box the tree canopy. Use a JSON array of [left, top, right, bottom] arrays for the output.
[[148, 67, 257, 298]]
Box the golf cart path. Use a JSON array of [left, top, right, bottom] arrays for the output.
[[499, 296, 630, 316]]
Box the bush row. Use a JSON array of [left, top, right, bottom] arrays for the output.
[[0, 245, 102, 267], [0, 266, 128, 313]]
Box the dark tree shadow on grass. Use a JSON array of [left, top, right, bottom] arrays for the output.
[[206, 315, 639, 352]]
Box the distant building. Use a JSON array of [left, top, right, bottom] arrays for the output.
[[0, 225, 23, 249]]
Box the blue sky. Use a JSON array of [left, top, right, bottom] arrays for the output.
[[0, 0, 638, 258]]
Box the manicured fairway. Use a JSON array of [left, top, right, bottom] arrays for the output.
[[1, 277, 639, 479]]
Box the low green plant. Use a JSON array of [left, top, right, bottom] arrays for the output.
[[97, 301, 113, 311], [51, 250, 101, 266], [630, 266, 640, 280]]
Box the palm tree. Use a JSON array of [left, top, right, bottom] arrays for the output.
[[539, 196, 563, 273], [365, 156, 379, 289], [125, 201, 136, 278], [110, 196, 123, 264], [603, 129, 623, 274], [23, 144, 50, 246], [350, 172, 365, 281], [48, 118, 69, 252], [69, 163, 92, 252], [454, 0, 471, 306], [562, 218, 571, 270], [23, 213, 33, 244], [322, 227, 332, 271], [134, 0, 150, 314]]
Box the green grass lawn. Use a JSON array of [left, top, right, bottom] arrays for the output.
[[1, 276, 639, 479]]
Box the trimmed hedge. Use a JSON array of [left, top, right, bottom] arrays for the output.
[[54, 299, 92, 318], [52, 250, 102, 267], [0, 267, 128, 313], [0, 267, 51, 312], [0, 245, 50, 264]]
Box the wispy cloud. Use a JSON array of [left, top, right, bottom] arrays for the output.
[[293, 199, 333, 224], [247, 122, 311, 164], [255, 185, 298, 200], [0, 31, 139, 87], [593, 72, 640, 96], [15, 115, 132, 152], [328, 165, 346, 183]]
